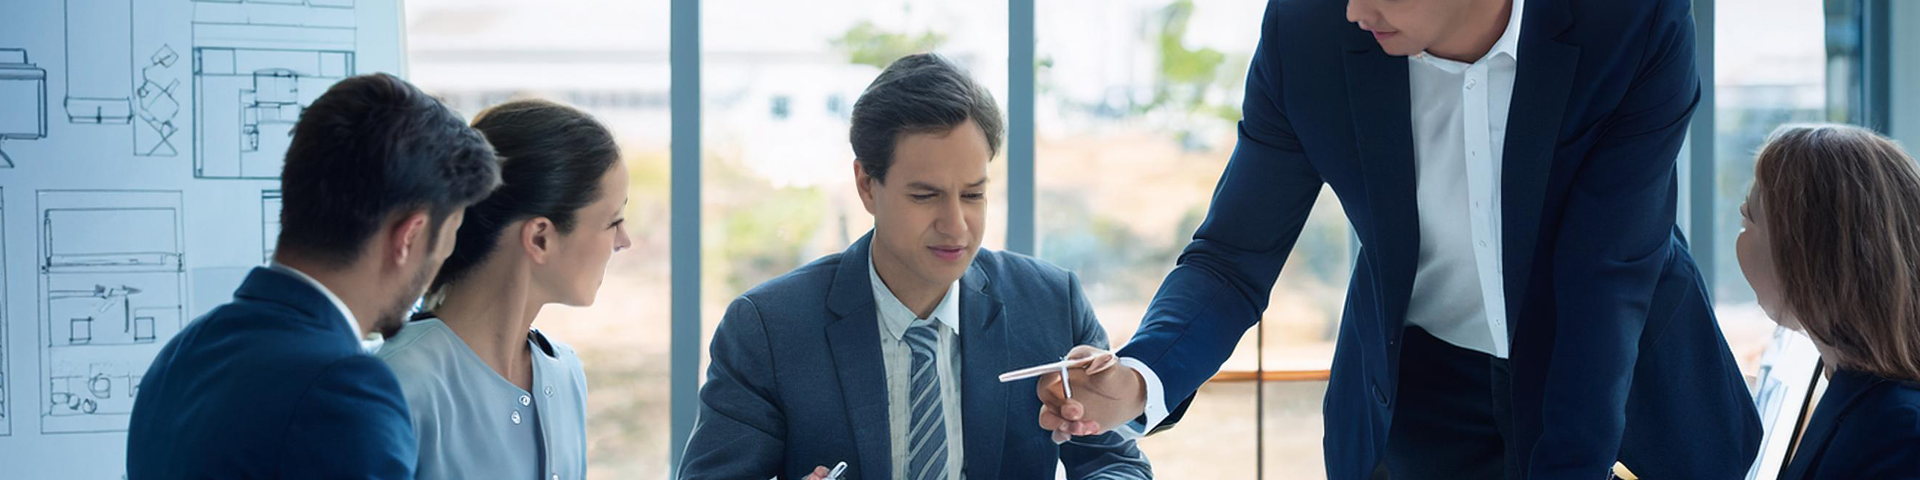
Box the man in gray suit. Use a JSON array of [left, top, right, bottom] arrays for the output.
[[676, 53, 1152, 480]]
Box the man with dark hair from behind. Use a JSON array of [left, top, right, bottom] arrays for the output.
[[127, 73, 502, 480], [678, 53, 1151, 480]]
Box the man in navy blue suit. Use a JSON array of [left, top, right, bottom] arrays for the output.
[[1036, 0, 1762, 478], [678, 54, 1150, 480], [126, 73, 502, 479]]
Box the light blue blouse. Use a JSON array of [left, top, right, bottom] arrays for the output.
[[376, 318, 589, 480]]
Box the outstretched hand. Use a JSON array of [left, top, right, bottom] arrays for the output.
[[1035, 345, 1148, 443]]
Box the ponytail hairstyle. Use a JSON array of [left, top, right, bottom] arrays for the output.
[[420, 98, 620, 312]]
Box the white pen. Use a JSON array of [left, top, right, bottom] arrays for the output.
[[823, 461, 848, 480], [998, 355, 1102, 383]]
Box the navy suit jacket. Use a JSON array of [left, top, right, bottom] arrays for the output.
[[1116, 0, 1760, 478], [127, 267, 416, 479], [1780, 369, 1920, 480], [678, 234, 1151, 480]]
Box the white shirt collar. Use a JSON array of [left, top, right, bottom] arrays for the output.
[[867, 251, 962, 341], [267, 262, 384, 352], [1414, 0, 1525, 69]]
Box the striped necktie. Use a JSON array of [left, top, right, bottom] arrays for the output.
[[903, 318, 949, 480]]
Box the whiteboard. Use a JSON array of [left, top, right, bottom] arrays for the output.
[[1746, 326, 1826, 480], [0, 0, 405, 477]]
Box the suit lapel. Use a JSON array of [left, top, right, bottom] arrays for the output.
[[1781, 369, 1887, 480], [957, 264, 1008, 479], [1341, 32, 1419, 342], [824, 235, 893, 479], [1499, 0, 1580, 336]]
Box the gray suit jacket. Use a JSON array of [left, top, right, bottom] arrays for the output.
[[678, 233, 1152, 480]]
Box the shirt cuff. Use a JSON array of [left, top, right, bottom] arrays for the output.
[[1110, 357, 1167, 440]]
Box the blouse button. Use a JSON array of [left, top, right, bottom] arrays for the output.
[[545, 385, 554, 397], [520, 394, 532, 406], [511, 410, 522, 425]]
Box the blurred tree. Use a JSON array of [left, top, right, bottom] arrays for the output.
[[832, 20, 948, 69], [1151, 0, 1248, 135], [1152, 0, 1224, 109]]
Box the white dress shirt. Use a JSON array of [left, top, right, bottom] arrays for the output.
[[869, 255, 966, 479], [1403, 0, 1523, 359], [1118, 0, 1525, 437], [267, 262, 384, 352]]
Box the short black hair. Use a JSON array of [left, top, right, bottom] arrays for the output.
[[428, 98, 621, 295], [849, 53, 1003, 183], [277, 73, 502, 266]]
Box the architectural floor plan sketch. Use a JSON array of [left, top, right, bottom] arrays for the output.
[[135, 44, 183, 157], [65, 0, 135, 125], [0, 190, 10, 436], [193, 0, 357, 179], [38, 190, 185, 434], [262, 190, 281, 262], [0, 48, 46, 168]]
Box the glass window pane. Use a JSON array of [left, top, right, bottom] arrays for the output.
[[1038, 0, 1343, 476], [1712, 0, 1827, 378], [699, 1, 1010, 374], [1891, 1, 1920, 146], [1142, 381, 1260, 477], [1261, 380, 1332, 478], [404, 1, 673, 477]]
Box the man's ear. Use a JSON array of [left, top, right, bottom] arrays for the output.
[[389, 210, 432, 268], [522, 217, 556, 265], [855, 160, 879, 215]]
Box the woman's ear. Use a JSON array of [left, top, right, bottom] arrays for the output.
[[522, 217, 556, 264]]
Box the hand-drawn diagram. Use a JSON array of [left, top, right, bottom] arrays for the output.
[[0, 48, 48, 168], [38, 190, 186, 434], [193, 0, 357, 179], [135, 45, 183, 157], [65, 0, 136, 125], [262, 190, 281, 262], [0, 190, 10, 436]]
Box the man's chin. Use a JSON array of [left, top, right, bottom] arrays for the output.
[[374, 314, 407, 339]]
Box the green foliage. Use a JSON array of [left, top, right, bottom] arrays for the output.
[[832, 20, 948, 69], [1150, 0, 1222, 111], [1149, 0, 1244, 127], [701, 156, 829, 295]]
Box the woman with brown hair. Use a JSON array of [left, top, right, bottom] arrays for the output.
[[375, 98, 632, 480], [1738, 123, 1920, 479]]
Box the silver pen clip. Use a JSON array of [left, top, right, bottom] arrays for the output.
[[1058, 356, 1073, 398]]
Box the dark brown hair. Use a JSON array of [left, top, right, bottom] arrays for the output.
[[278, 73, 502, 266], [1754, 123, 1920, 381], [849, 53, 1003, 183], [427, 98, 620, 298]]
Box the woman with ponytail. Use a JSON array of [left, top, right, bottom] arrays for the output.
[[377, 99, 632, 480]]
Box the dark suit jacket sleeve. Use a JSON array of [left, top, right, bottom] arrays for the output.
[[676, 296, 787, 480], [278, 355, 417, 480], [1115, 5, 1324, 426], [1058, 272, 1155, 480], [1530, 2, 1700, 476]]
